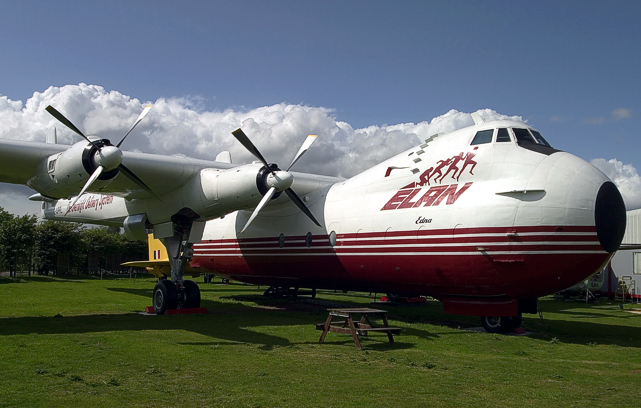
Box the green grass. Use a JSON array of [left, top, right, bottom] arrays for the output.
[[1, 275, 641, 407]]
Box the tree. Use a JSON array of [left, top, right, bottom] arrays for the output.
[[0, 207, 148, 276], [0, 206, 12, 225], [83, 227, 125, 272], [0, 213, 38, 277], [36, 220, 85, 275], [0, 206, 12, 274]]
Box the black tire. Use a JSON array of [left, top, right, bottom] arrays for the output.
[[481, 316, 506, 333], [153, 280, 178, 315], [183, 280, 201, 309], [506, 315, 522, 330], [481, 315, 522, 333]]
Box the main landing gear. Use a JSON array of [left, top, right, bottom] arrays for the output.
[[152, 212, 205, 315], [153, 279, 201, 314], [480, 315, 523, 334]]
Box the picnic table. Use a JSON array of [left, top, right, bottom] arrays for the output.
[[317, 308, 401, 349]]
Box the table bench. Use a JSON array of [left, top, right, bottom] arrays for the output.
[[317, 308, 401, 349]]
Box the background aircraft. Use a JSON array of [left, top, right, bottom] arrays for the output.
[[0, 106, 626, 333]]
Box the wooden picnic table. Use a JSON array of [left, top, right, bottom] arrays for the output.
[[317, 308, 401, 349]]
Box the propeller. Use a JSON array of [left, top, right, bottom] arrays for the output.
[[231, 129, 321, 233], [45, 105, 158, 213]]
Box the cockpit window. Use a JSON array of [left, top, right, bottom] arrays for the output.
[[470, 129, 494, 145], [496, 128, 511, 142], [513, 128, 535, 144], [512, 127, 559, 155], [513, 128, 553, 148], [530, 130, 551, 147]]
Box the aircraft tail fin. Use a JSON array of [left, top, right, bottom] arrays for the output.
[[46, 127, 57, 144], [148, 233, 167, 261], [121, 234, 199, 278]]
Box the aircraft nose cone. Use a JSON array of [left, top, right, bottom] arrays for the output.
[[595, 181, 626, 253]]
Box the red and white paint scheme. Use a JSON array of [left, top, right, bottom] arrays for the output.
[[0, 106, 626, 332], [188, 120, 625, 331]]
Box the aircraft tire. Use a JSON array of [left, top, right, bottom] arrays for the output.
[[183, 280, 201, 309], [481, 315, 523, 333], [507, 315, 523, 330], [153, 280, 178, 315], [481, 316, 508, 333]]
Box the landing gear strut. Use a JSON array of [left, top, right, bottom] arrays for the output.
[[480, 315, 522, 333], [151, 211, 205, 315]]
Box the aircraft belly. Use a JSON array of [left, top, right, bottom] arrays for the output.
[[192, 224, 611, 298]]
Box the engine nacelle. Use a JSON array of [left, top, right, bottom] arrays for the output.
[[142, 163, 267, 225], [27, 139, 117, 198], [200, 163, 265, 216]]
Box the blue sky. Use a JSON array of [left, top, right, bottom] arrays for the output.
[[0, 1, 640, 213]]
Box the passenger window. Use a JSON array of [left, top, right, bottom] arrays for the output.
[[470, 129, 494, 145], [496, 128, 511, 142], [513, 128, 535, 143]]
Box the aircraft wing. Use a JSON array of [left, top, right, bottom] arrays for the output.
[[121, 259, 201, 278], [0, 139, 65, 184], [0, 138, 235, 199], [97, 151, 234, 199]]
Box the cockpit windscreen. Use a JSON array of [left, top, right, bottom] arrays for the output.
[[513, 128, 552, 148]]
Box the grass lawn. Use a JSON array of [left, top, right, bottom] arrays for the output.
[[1, 275, 641, 407]]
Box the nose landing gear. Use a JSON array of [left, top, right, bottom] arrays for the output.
[[481, 315, 523, 333]]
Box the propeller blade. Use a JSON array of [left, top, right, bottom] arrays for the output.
[[65, 166, 104, 215], [284, 188, 321, 227], [45, 105, 94, 145], [232, 128, 271, 170], [118, 163, 162, 201], [117, 104, 153, 148], [240, 186, 277, 233], [286, 135, 318, 171]]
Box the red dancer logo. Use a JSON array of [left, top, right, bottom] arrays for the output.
[[417, 151, 477, 186]]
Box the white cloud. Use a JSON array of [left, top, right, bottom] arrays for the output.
[[5, 84, 638, 216], [0, 84, 525, 180], [591, 158, 641, 210], [612, 108, 631, 121], [581, 108, 631, 125]]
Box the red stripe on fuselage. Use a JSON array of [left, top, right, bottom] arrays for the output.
[[191, 225, 608, 299]]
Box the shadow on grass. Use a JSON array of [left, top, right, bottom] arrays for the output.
[[0, 277, 25, 284], [0, 285, 438, 351], [0, 276, 87, 284], [7, 278, 638, 349], [543, 299, 641, 320], [0, 311, 294, 350]]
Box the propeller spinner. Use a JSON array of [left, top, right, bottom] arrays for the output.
[[45, 104, 158, 213], [231, 129, 321, 233]]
